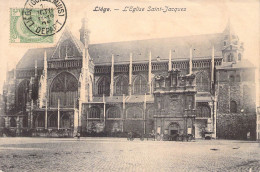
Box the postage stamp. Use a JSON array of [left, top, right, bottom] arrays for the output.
[[10, 8, 54, 43], [23, 0, 67, 36], [10, 0, 67, 44]]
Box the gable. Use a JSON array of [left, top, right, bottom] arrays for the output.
[[51, 29, 84, 59]]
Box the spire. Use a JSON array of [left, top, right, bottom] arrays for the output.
[[80, 18, 90, 47], [44, 51, 47, 77], [223, 18, 235, 41], [189, 46, 193, 74], [168, 50, 172, 71]]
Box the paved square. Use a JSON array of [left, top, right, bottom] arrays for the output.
[[0, 138, 259, 172]]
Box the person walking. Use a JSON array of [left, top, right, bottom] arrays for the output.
[[76, 132, 80, 141]]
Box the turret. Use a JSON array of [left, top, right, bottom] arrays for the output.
[[222, 19, 244, 63], [79, 18, 90, 47]]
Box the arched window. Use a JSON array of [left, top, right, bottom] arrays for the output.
[[228, 54, 233, 62], [126, 107, 143, 119], [61, 114, 70, 128], [224, 41, 226, 46], [0, 117, 5, 127], [133, 75, 148, 94], [97, 77, 110, 96], [10, 117, 16, 127], [115, 76, 128, 95], [89, 107, 100, 118], [230, 101, 237, 113], [238, 53, 241, 61], [197, 106, 211, 118], [148, 107, 156, 119], [37, 115, 45, 128], [230, 75, 235, 82], [50, 72, 78, 107], [196, 71, 210, 92], [107, 107, 121, 118], [49, 114, 57, 128], [17, 80, 30, 111]]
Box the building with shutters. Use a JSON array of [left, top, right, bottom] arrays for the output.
[[0, 19, 257, 140]]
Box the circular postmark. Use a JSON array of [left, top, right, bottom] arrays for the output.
[[22, 0, 67, 36]]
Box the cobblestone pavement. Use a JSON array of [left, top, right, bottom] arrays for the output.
[[0, 137, 259, 172]]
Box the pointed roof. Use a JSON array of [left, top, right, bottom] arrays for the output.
[[51, 28, 84, 58], [223, 19, 236, 37]]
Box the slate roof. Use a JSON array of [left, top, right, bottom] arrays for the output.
[[17, 32, 224, 69], [89, 33, 224, 65], [16, 47, 55, 69]]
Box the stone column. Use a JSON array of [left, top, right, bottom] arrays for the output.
[[169, 49, 172, 71], [189, 47, 193, 74], [45, 100, 48, 129], [148, 51, 152, 94], [129, 53, 133, 96], [211, 45, 215, 92], [58, 99, 60, 130], [110, 54, 114, 97]]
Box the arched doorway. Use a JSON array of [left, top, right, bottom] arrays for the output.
[[10, 117, 16, 128], [168, 122, 180, 136], [50, 72, 78, 107]]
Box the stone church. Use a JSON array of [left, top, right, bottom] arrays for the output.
[[0, 19, 257, 140]]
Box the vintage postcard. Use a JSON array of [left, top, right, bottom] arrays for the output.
[[0, 0, 259, 171]]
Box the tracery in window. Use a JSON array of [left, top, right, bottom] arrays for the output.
[[107, 107, 121, 118], [50, 72, 78, 107], [115, 76, 128, 95], [148, 107, 156, 119], [126, 107, 143, 119], [89, 107, 101, 118], [197, 106, 211, 118], [133, 75, 147, 94], [97, 77, 110, 96], [196, 71, 210, 92]]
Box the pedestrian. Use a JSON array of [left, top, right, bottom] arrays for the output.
[[77, 132, 80, 141]]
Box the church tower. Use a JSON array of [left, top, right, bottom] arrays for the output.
[[222, 19, 244, 63], [79, 18, 90, 47]]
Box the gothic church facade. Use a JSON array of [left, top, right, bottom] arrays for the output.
[[0, 19, 257, 140]]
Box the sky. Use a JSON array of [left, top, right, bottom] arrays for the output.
[[0, 0, 259, 91]]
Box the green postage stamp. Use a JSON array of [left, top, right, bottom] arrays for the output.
[[10, 8, 54, 43]]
